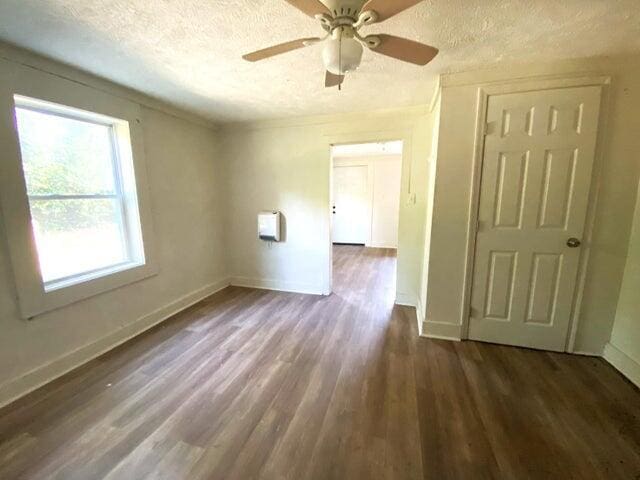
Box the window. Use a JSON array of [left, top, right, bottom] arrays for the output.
[[13, 95, 145, 292], [1, 78, 157, 319]]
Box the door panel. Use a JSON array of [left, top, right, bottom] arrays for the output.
[[469, 86, 602, 351], [483, 251, 517, 320], [537, 148, 578, 229], [332, 165, 369, 244], [493, 151, 528, 228], [525, 253, 562, 325]]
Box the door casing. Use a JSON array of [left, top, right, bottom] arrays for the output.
[[326, 130, 411, 299], [460, 75, 611, 353]]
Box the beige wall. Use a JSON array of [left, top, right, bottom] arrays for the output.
[[605, 178, 640, 386], [221, 107, 435, 304], [0, 47, 228, 406], [423, 56, 640, 353]]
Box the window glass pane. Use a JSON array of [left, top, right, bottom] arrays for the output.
[[29, 198, 128, 283], [15, 107, 117, 196]]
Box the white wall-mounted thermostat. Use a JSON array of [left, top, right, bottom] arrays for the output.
[[258, 211, 281, 241]]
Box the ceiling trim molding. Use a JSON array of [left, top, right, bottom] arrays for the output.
[[221, 103, 430, 132], [439, 54, 640, 89], [0, 41, 220, 130]]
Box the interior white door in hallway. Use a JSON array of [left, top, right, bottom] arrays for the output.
[[469, 86, 602, 351], [332, 165, 369, 244]]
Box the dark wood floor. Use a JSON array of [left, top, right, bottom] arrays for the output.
[[1, 245, 639, 479]]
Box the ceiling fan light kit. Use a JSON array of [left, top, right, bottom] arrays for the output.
[[322, 27, 363, 75], [243, 0, 438, 88]]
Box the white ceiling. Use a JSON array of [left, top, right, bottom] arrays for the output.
[[0, 1, 639, 123]]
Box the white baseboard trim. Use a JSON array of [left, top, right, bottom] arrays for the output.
[[603, 343, 640, 388], [421, 320, 462, 341], [395, 292, 416, 307], [415, 297, 425, 336], [230, 277, 323, 296], [0, 277, 231, 409], [569, 350, 602, 357]]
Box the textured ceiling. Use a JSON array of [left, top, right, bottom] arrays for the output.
[[0, 1, 639, 123]]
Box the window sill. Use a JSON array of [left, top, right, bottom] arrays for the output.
[[19, 260, 159, 320], [44, 260, 146, 293]]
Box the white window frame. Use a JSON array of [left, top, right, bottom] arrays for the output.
[[0, 71, 158, 319], [15, 95, 147, 292]]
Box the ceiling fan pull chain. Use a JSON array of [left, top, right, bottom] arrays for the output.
[[339, 26, 343, 84]]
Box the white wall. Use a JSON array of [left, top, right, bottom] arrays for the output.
[[333, 154, 402, 249], [422, 55, 640, 353], [0, 45, 228, 407], [605, 178, 640, 386], [221, 107, 434, 304], [371, 156, 402, 249], [418, 92, 441, 334]]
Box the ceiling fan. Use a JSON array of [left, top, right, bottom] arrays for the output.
[[242, 0, 438, 89]]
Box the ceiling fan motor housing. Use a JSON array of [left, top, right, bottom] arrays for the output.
[[322, 0, 363, 19], [322, 26, 363, 75]]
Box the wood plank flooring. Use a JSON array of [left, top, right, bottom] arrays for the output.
[[0, 245, 639, 479]]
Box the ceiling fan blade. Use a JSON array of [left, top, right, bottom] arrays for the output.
[[325, 71, 344, 88], [284, 0, 332, 17], [361, 0, 423, 23], [371, 34, 438, 65], [243, 37, 320, 62]]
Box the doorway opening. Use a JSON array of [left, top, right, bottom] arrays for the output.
[[330, 140, 403, 300]]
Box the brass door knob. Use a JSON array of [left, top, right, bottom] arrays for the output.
[[566, 238, 581, 248]]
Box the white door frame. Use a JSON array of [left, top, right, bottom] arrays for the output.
[[325, 129, 412, 298], [460, 74, 612, 353]]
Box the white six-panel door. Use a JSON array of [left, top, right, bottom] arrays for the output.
[[469, 86, 602, 351], [332, 165, 369, 244]]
